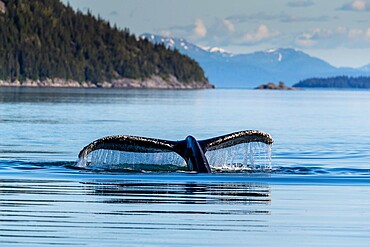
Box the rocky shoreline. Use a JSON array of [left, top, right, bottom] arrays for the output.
[[0, 75, 214, 89]]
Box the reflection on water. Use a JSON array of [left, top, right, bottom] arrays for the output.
[[86, 181, 271, 207], [2, 171, 370, 246], [0, 87, 194, 104], [0, 177, 270, 246]]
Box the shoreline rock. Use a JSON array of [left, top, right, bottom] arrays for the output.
[[0, 76, 215, 89], [255, 82, 299, 90]]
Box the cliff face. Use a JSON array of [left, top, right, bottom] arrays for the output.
[[0, 0, 212, 89]]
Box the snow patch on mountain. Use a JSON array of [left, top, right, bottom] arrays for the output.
[[264, 48, 288, 62], [202, 46, 230, 54], [140, 33, 232, 57], [266, 48, 277, 53], [360, 64, 370, 71], [278, 53, 283, 62]]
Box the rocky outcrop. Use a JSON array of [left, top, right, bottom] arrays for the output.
[[109, 75, 214, 89], [255, 82, 298, 90], [0, 1, 5, 14], [0, 75, 214, 89]]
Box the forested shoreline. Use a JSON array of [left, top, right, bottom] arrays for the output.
[[294, 76, 370, 89], [0, 0, 212, 88]]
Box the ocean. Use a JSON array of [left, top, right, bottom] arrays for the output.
[[1, 87, 370, 246]]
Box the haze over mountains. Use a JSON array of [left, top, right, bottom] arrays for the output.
[[141, 33, 370, 88]]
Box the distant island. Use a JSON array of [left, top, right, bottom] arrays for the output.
[[0, 0, 213, 89], [293, 76, 370, 89], [255, 82, 298, 90]]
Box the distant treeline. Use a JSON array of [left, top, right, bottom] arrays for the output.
[[293, 76, 370, 88], [0, 0, 208, 84]]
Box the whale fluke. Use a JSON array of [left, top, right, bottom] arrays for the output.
[[78, 135, 178, 159], [78, 130, 273, 173], [199, 130, 273, 151]]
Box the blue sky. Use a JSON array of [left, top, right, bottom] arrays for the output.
[[61, 0, 370, 67]]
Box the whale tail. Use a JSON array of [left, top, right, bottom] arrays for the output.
[[77, 130, 273, 173]]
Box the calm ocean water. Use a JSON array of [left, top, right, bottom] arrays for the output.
[[1, 87, 370, 246]]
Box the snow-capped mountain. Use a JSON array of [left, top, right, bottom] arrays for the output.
[[140, 33, 232, 59], [141, 33, 370, 88], [200, 46, 232, 57]]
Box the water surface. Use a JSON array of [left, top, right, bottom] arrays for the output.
[[1, 87, 370, 246]]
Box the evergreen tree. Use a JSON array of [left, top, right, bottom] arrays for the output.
[[0, 0, 208, 85]]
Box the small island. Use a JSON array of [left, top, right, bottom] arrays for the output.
[[255, 82, 298, 90]]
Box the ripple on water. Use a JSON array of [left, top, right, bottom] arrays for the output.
[[0, 177, 271, 246]]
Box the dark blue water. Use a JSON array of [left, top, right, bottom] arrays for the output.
[[1, 87, 370, 246]]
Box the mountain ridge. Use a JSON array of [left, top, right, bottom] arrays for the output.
[[141, 33, 370, 88]]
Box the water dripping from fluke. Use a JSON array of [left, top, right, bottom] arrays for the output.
[[76, 130, 273, 173]]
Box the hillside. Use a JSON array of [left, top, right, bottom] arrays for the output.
[[141, 33, 370, 88], [0, 0, 212, 89], [293, 76, 370, 89]]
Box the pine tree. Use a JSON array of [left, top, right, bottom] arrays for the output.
[[0, 0, 208, 85]]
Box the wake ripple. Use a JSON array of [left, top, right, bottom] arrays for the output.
[[1, 160, 370, 176]]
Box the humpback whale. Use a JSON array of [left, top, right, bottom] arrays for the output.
[[78, 130, 273, 173]]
